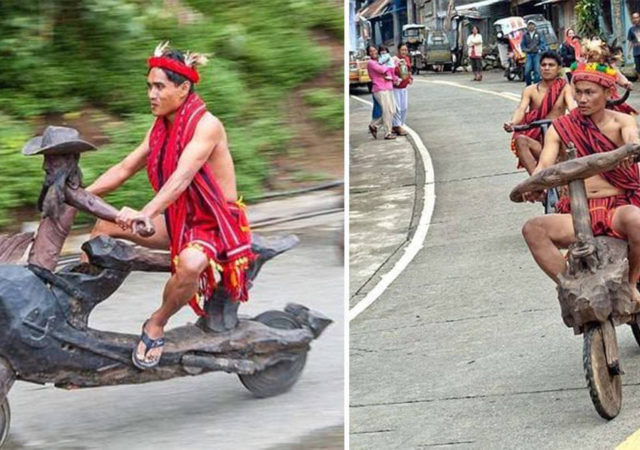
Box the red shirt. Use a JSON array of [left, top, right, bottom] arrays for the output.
[[394, 55, 412, 89]]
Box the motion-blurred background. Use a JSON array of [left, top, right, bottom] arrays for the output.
[[0, 0, 343, 229]]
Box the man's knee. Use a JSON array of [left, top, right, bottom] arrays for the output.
[[91, 219, 115, 238], [175, 248, 208, 284], [616, 206, 640, 240], [515, 137, 534, 157], [522, 218, 546, 244]]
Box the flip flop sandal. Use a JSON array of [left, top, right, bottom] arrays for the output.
[[132, 320, 165, 370], [384, 133, 396, 140], [368, 124, 378, 139]]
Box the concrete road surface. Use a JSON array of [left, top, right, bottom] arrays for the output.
[[4, 214, 344, 450], [350, 70, 640, 449]]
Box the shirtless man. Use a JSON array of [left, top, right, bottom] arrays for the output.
[[504, 51, 576, 174], [86, 43, 253, 369], [521, 63, 640, 302]]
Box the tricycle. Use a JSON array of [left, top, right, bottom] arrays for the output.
[[511, 139, 640, 419], [0, 126, 331, 446]]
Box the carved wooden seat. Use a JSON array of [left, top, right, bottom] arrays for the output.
[[81, 233, 300, 276]]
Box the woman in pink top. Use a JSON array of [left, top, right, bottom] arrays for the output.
[[367, 46, 397, 140]]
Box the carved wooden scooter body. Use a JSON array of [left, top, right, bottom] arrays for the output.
[[511, 142, 640, 331], [510, 141, 640, 420], [0, 126, 332, 445]]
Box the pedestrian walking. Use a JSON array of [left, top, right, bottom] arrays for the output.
[[522, 20, 543, 85], [392, 43, 412, 136], [366, 45, 397, 140], [559, 28, 581, 81], [467, 26, 483, 81], [627, 12, 640, 76]]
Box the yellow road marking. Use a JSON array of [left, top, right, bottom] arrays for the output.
[[617, 428, 640, 449]]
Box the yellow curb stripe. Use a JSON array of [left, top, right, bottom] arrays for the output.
[[617, 428, 640, 449]]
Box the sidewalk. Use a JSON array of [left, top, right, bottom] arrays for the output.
[[349, 97, 423, 308]]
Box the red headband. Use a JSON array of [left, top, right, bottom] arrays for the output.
[[147, 56, 200, 84]]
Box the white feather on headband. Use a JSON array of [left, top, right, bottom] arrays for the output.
[[153, 41, 170, 57], [184, 51, 209, 68], [152, 41, 209, 68]]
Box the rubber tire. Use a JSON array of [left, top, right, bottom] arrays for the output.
[[630, 317, 640, 347], [507, 69, 516, 81], [238, 310, 307, 398], [0, 398, 10, 448], [583, 323, 622, 420]]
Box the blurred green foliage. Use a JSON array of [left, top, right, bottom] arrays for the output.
[[0, 0, 342, 224], [303, 88, 344, 131]]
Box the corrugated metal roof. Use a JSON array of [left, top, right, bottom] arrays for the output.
[[357, 0, 392, 19]]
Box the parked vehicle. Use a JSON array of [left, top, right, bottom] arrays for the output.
[[402, 24, 452, 73], [403, 24, 427, 74], [349, 52, 372, 92], [426, 30, 453, 71], [494, 17, 526, 81]]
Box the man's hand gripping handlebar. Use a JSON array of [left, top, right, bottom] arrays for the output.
[[507, 119, 553, 133]]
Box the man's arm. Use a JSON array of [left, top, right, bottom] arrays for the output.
[[522, 124, 562, 202], [533, 124, 562, 174], [86, 129, 151, 196], [140, 114, 221, 219], [504, 87, 532, 131], [621, 113, 640, 144], [563, 84, 577, 111]]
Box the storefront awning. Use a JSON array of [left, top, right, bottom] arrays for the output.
[[533, 0, 564, 6], [456, 0, 508, 10]]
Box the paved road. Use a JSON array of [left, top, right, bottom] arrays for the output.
[[4, 214, 344, 450], [350, 70, 640, 449]]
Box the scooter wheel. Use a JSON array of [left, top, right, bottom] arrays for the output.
[[583, 322, 622, 420], [238, 310, 307, 398], [0, 397, 10, 447]]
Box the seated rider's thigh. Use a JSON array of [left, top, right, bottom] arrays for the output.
[[611, 205, 640, 239], [91, 214, 170, 250], [515, 135, 542, 155]]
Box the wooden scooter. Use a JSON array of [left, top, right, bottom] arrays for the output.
[[511, 141, 640, 419], [0, 127, 332, 446]]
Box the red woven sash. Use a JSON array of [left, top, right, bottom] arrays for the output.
[[147, 93, 253, 315], [553, 108, 640, 207]]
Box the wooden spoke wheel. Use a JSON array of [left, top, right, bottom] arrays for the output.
[[583, 323, 622, 420], [238, 310, 308, 398], [0, 397, 10, 448]]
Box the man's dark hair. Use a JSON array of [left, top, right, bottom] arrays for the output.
[[378, 45, 389, 53], [149, 50, 195, 93], [540, 51, 561, 66]]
